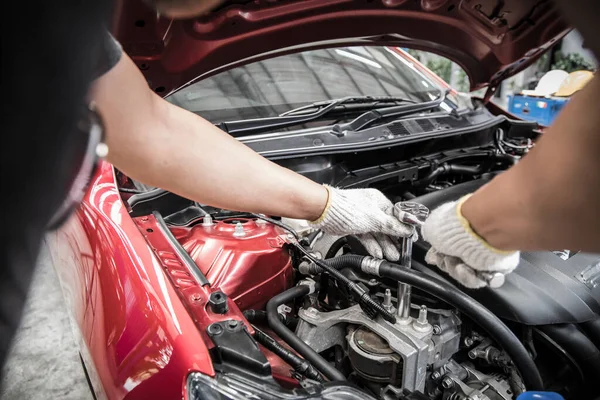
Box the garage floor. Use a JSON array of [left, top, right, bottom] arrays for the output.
[[0, 242, 92, 400]]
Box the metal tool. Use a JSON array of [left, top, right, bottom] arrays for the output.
[[394, 202, 429, 322], [395, 202, 506, 290]]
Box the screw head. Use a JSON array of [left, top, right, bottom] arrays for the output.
[[227, 320, 239, 330], [441, 377, 454, 389], [468, 350, 477, 359], [191, 293, 202, 302], [207, 323, 223, 336], [431, 371, 441, 381], [464, 337, 474, 346], [433, 325, 442, 335]]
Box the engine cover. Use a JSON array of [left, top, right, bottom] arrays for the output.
[[411, 178, 600, 325], [172, 217, 293, 310]]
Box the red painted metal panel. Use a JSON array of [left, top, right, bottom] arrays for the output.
[[48, 162, 214, 400]]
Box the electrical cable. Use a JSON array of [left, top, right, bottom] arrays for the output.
[[252, 325, 324, 382]]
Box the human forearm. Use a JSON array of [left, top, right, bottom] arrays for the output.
[[122, 101, 327, 219], [94, 54, 327, 220], [462, 74, 600, 252]]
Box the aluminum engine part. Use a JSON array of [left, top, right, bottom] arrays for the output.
[[347, 326, 402, 384], [441, 363, 512, 400], [296, 304, 460, 392]]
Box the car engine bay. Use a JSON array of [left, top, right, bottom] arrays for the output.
[[120, 117, 600, 400]]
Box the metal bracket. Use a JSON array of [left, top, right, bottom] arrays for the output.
[[297, 305, 431, 392]]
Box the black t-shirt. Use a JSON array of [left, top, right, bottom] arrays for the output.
[[0, 0, 114, 370], [95, 32, 123, 80]]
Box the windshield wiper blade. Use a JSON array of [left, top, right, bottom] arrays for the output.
[[280, 96, 417, 117], [217, 96, 417, 135], [331, 89, 448, 134]]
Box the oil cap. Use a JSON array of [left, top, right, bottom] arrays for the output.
[[209, 291, 228, 314]]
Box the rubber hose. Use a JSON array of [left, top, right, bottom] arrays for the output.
[[379, 261, 543, 390], [539, 324, 600, 380], [580, 317, 600, 349], [244, 309, 298, 331], [266, 285, 347, 382], [447, 164, 483, 175], [244, 309, 271, 324], [252, 325, 324, 382], [325, 255, 543, 390], [325, 237, 348, 259]]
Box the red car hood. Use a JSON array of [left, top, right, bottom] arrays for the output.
[[114, 0, 570, 96]]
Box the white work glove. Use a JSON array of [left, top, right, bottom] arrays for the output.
[[309, 186, 414, 261], [422, 195, 520, 289]]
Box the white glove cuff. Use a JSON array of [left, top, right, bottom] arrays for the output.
[[422, 195, 520, 272]]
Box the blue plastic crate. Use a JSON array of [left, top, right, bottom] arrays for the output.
[[508, 95, 569, 126]]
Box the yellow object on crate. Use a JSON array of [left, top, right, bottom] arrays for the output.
[[554, 70, 594, 97]]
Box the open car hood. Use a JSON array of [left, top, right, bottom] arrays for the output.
[[114, 0, 570, 96]]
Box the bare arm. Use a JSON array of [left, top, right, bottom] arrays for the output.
[[92, 52, 327, 220], [462, 74, 600, 252]]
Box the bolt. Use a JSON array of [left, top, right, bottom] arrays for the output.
[[202, 214, 214, 227], [431, 371, 442, 381], [255, 217, 267, 226], [383, 289, 392, 307], [227, 320, 239, 330], [468, 350, 477, 359], [307, 307, 318, 316], [464, 337, 474, 347], [207, 323, 223, 336], [412, 305, 432, 332], [433, 325, 442, 335], [441, 377, 454, 389], [417, 305, 428, 324], [369, 278, 378, 285], [233, 222, 246, 237]]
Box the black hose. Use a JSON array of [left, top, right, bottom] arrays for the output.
[[581, 317, 600, 350], [539, 324, 600, 380], [252, 325, 324, 382], [251, 215, 395, 324], [326, 255, 544, 391], [446, 164, 483, 175], [266, 285, 347, 382], [325, 237, 348, 259], [244, 309, 298, 331], [417, 163, 483, 187], [292, 242, 396, 324]]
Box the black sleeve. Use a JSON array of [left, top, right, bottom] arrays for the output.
[[0, 0, 114, 368], [93, 32, 123, 80]]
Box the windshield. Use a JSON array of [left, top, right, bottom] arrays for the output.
[[167, 46, 447, 124]]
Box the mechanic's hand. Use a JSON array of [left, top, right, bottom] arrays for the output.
[[422, 195, 520, 289], [309, 186, 413, 261]]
